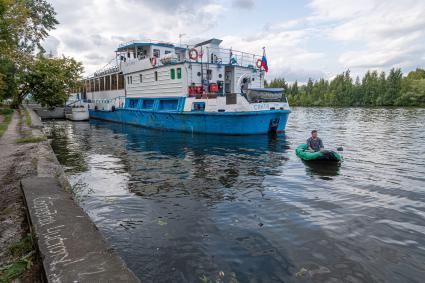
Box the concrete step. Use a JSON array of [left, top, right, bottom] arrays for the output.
[[21, 177, 140, 283]]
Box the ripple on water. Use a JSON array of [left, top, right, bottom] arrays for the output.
[[44, 107, 425, 283]]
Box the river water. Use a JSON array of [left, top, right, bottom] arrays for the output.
[[44, 108, 425, 283]]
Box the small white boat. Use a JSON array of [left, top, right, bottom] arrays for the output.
[[65, 96, 89, 121], [65, 105, 89, 121]]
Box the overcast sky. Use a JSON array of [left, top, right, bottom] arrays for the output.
[[43, 0, 425, 82]]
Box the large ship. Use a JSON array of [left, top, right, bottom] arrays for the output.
[[74, 38, 291, 135]]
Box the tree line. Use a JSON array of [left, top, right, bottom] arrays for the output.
[[0, 0, 82, 108], [266, 68, 425, 107]]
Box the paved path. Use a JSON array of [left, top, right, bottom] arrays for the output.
[[0, 111, 41, 281]]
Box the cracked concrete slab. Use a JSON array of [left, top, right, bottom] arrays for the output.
[[21, 177, 140, 283]]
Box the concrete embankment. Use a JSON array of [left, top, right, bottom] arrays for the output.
[[28, 104, 65, 119], [21, 177, 139, 282], [0, 106, 139, 282]]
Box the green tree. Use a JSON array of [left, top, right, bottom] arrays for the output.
[[0, 0, 66, 107], [361, 70, 380, 106], [268, 77, 288, 93], [398, 79, 425, 106], [379, 68, 402, 106], [0, 58, 18, 101], [406, 68, 425, 80], [0, 0, 58, 60], [18, 55, 83, 108], [398, 69, 425, 106], [264, 67, 425, 107]]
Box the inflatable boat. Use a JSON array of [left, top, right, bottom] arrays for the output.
[[295, 144, 342, 163]]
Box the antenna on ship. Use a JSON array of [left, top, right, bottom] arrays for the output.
[[179, 33, 186, 47]]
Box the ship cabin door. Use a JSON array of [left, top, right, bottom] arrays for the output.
[[224, 66, 234, 94]]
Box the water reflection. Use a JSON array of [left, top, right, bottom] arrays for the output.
[[44, 107, 425, 283], [303, 161, 341, 179]]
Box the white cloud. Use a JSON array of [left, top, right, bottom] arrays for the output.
[[44, 0, 224, 75], [43, 0, 425, 82], [232, 0, 255, 10], [221, 25, 325, 82], [309, 0, 425, 70]]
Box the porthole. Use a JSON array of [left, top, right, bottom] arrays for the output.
[[197, 72, 201, 77], [219, 74, 223, 78], [252, 78, 255, 81]]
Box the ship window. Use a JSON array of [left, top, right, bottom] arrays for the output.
[[155, 71, 158, 81], [130, 76, 133, 84], [170, 68, 175, 80], [127, 98, 139, 109], [153, 49, 160, 58], [158, 99, 178, 110], [111, 74, 117, 89], [139, 74, 143, 83], [127, 52, 130, 58], [219, 74, 222, 78], [105, 76, 111, 90], [118, 74, 124, 89], [127, 77, 130, 84], [141, 99, 154, 109], [100, 77, 104, 91], [165, 50, 171, 55], [95, 78, 100, 92], [197, 72, 201, 77], [207, 69, 212, 80], [177, 68, 182, 79], [192, 102, 205, 111], [252, 77, 255, 81]]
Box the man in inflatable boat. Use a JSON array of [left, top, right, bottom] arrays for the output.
[[307, 130, 324, 152]]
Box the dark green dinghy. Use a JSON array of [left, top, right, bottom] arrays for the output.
[[295, 144, 342, 163]]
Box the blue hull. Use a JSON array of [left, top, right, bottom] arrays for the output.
[[89, 108, 290, 135]]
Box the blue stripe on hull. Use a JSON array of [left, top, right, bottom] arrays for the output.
[[89, 109, 290, 135]]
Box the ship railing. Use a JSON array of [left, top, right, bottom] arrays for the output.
[[88, 96, 126, 108], [117, 41, 263, 69], [66, 99, 87, 107], [199, 46, 261, 68]]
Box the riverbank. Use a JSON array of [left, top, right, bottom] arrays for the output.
[[0, 107, 44, 282], [0, 107, 139, 282]]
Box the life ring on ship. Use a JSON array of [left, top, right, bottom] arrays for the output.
[[256, 58, 262, 68], [150, 57, 157, 66], [189, 48, 199, 60]]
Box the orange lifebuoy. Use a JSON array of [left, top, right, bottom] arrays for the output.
[[150, 57, 157, 66], [189, 48, 199, 60], [256, 58, 262, 68]]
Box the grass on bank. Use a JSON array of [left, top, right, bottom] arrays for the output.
[[7, 234, 34, 257], [0, 207, 14, 219], [0, 233, 35, 283], [0, 260, 28, 283], [16, 136, 46, 143], [24, 108, 31, 127], [0, 108, 14, 139]]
